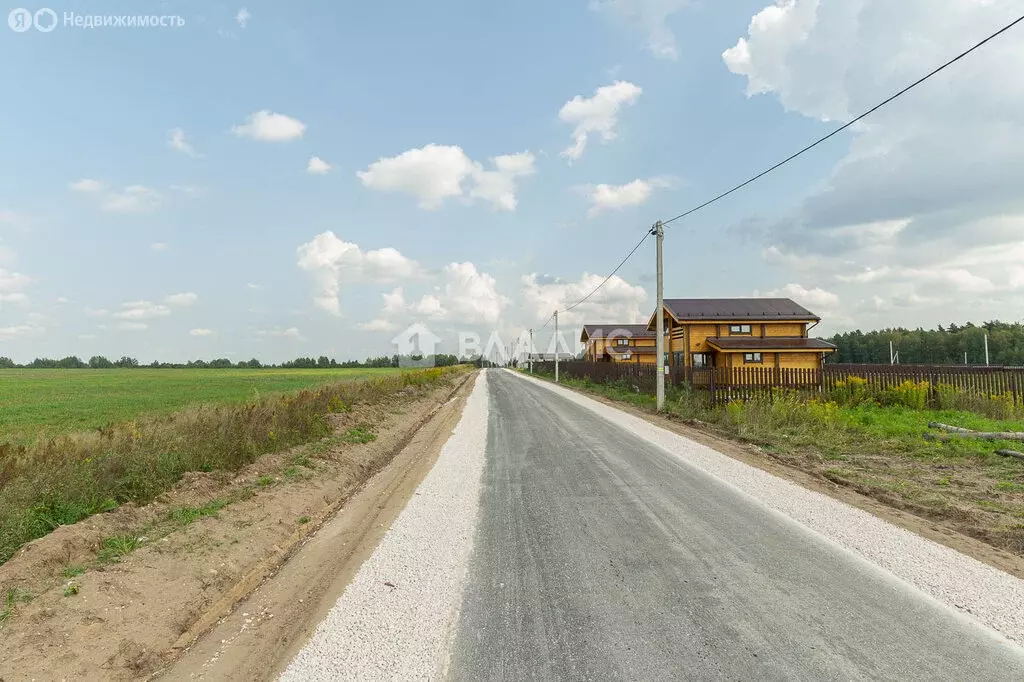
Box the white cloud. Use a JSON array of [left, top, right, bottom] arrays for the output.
[[164, 292, 198, 307], [307, 156, 332, 174], [167, 128, 199, 157], [73, 181, 162, 214], [0, 322, 42, 341], [559, 81, 642, 160], [381, 287, 406, 315], [414, 293, 449, 319], [232, 110, 306, 142], [297, 232, 420, 315], [358, 144, 473, 209], [104, 186, 162, 214], [84, 307, 109, 318], [357, 318, 399, 332], [114, 301, 171, 320], [521, 271, 648, 326], [236, 7, 251, 28], [265, 327, 303, 340], [0, 268, 31, 305], [118, 322, 148, 332], [70, 178, 104, 192], [190, 328, 214, 337], [247, 282, 263, 290], [469, 152, 537, 211], [55, 297, 69, 304], [358, 144, 535, 211], [591, 0, 689, 60], [761, 282, 840, 310], [728, 0, 1024, 330], [358, 264, 509, 329], [586, 176, 674, 216], [151, 242, 168, 251], [439, 262, 509, 325]]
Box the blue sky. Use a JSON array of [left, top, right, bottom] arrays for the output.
[[2, 0, 1022, 362]]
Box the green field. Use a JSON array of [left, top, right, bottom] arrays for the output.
[[0, 368, 403, 444]]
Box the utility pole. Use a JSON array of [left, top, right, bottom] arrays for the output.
[[554, 310, 560, 383], [529, 329, 534, 373], [985, 333, 990, 366], [654, 220, 665, 411]]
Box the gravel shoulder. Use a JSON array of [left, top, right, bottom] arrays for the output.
[[280, 371, 490, 681], [0, 370, 474, 681], [157, 370, 478, 681], [446, 370, 1024, 680]]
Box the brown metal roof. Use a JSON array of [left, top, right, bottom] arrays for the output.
[[705, 337, 836, 352], [659, 298, 820, 322], [580, 324, 657, 342]]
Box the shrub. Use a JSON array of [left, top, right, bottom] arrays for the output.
[[829, 376, 871, 406], [879, 380, 930, 410]]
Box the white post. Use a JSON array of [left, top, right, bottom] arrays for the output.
[[655, 220, 665, 411], [554, 310, 560, 383], [890, 341, 895, 366], [985, 333, 990, 366], [529, 329, 534, 373]]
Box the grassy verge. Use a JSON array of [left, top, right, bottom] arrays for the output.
[[534, 371, 1024, 556], [0, 366, 467, 565]]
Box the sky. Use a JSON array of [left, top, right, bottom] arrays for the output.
[[1, 0, 1023, 363]]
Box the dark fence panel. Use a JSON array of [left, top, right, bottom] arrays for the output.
[[526, 361, 1024, 406]]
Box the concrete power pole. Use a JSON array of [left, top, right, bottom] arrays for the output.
[[654, 220, 665, 412], [529, 329, 534, 373], [985, 333, 990, 366], [554, 310, 560, 383]]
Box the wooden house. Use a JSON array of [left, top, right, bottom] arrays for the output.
[[645, 298, 836, 371], [579, 324, 667, 364]]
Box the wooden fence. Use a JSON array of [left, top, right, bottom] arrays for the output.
[[527, 361, 1024, 405]]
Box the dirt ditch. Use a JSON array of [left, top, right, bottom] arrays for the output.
[[0, 370, 476, 681]]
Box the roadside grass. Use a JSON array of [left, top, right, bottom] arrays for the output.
[[0, 366, 467, 565], [0, 588, 32, 626], [341, 425, 377, 444], [536, 372, 1024, 555], [166, 499, 231, 526], [61, 564, 85, 579]]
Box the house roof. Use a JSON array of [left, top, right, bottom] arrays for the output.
[[705, 337, 837, 352], [580, 324, 657, 343], [646, 298, 820, 329]]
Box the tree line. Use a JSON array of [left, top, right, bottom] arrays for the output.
[[825, 321, 1024, 366], [0, 353, 465, 369]]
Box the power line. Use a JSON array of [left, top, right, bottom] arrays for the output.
[[529, 12, 1023, 344], [661, 12, 1024, 228], [534, 230, 650, 331]]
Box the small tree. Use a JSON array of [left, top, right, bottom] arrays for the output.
[[0, 356, 15, 368], [89, 355, 114, 368], [114, 356, 139, 368]]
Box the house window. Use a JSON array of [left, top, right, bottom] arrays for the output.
[[621, 353, 632, 360], [743, 352, 763, 364], [615, 338, 630, 346], [692, 353, 708, 368], [729, 324, 752, 335]]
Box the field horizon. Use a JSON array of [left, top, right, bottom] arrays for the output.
[[0, 367, 404, 444]]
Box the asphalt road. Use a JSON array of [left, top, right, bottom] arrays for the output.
[[447, 370, 1024, 681]]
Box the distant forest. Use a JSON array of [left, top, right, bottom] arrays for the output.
[[825, 321, 1024, 366], [0, 354, 465, 369]]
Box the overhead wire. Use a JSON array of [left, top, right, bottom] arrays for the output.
[[661, 12, 1024, 228], [527, 12, 1024, 344]]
